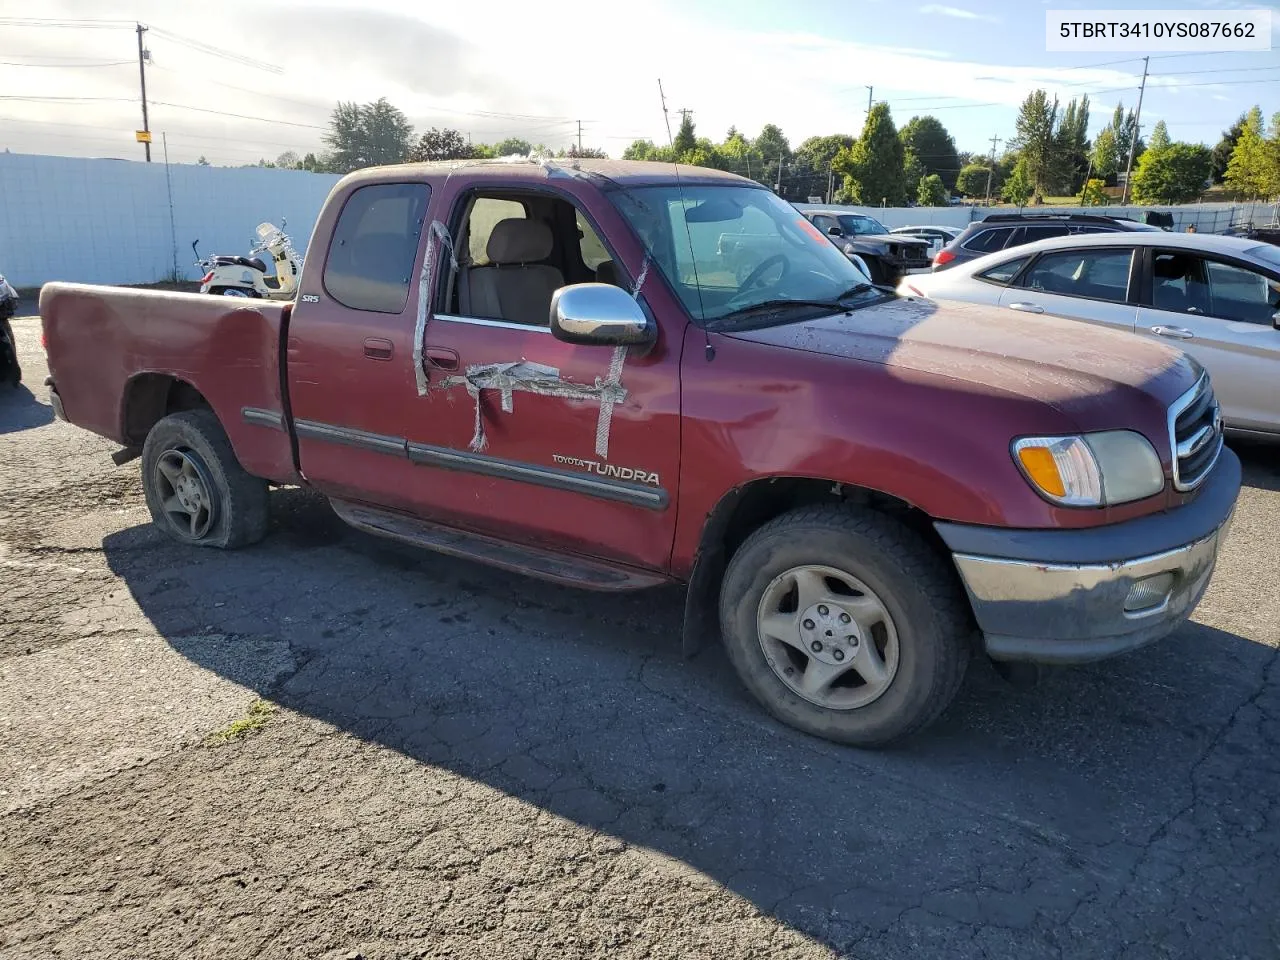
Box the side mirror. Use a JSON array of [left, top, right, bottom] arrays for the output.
[[550, 283, 655, 347], [1273, 310, 1280, 330], [827, 226, 842, 237]]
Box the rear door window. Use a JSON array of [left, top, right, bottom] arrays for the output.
[[977, 256, 1030, 285], [1018, 248, 1134, 303], [324, 183, 430, 314], [964, 227, 1012, 253], [1008, 225, 1069, 247]]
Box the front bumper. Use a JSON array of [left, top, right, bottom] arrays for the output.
[[934, 448, 1241, 664]]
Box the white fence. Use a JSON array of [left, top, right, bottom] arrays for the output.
[[0, 153, 341, 288], [2, 152, 1277, 289], [794, 200, 1280, 234]]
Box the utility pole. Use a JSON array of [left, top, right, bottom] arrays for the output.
[[136, 22, 151, 162], [576, 119, 582, 152], [984, 134, 1002, 204], [775, 145, 784, 193], [1119, 55, 1149, 205], [827, 165, 835, 204]]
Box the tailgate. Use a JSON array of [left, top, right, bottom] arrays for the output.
[[40, 283, 296, 483]]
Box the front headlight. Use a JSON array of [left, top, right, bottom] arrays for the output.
[[1013, 431, 1164, 507]]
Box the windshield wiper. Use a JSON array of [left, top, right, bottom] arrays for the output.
[[707, 285, 879, 328]]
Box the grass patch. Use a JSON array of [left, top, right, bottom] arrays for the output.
[[206, 698, 277, 745]]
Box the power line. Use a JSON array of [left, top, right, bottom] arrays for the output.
[[147, 27, 283, 75], [0, 59, 133, 67], [0, 17, 134, 28]]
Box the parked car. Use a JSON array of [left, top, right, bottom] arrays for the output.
[[933, 213, 1162, 272], [890, 225, 962, 259], [0, 271, 20, 387], [899, 231, 1280, 439], [40, 160, 1239, 746], [800, 209, 932, 283]]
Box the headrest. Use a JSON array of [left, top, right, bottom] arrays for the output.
[[1154, 256, 1187, 280], [595, 259, 620, 286], [487, 218, 553, 264]]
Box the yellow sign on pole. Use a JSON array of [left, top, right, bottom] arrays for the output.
[[135, 130, 152, 144]]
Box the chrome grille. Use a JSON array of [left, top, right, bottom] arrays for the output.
[[1168, 376, 1222, 491]]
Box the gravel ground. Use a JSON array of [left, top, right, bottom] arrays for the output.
[[2, 313, 1278, 960]]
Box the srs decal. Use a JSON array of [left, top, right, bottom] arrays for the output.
[[552, 454, 660, 487]]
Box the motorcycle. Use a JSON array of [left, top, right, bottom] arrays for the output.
[[0, 271, 20, 388], [193, 221, 302, 300]]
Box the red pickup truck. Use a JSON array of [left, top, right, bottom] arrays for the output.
[[40, 159, 1240, 746]]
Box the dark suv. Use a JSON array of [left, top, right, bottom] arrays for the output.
[[932, 213, 1161, 271]]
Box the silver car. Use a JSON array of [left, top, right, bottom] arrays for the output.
[[898, 232, 1280, 438]]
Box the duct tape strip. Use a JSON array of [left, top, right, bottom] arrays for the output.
[[440, 359, 619, 453], [434, 253, 650, 459], [413, 220, 458, 396]]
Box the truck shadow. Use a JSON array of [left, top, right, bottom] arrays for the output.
[[100, 487, 1277, 953], [0, 383, 54, 434]]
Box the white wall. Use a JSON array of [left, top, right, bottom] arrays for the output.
[[794, 200, 1279, 234], [0, 153, 341, 287]]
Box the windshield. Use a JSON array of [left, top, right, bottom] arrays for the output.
[[838, 215, 889, 236], [610, 184, 880, 323]]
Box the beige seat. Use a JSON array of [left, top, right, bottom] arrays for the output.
[[464, 219, 564, 326]]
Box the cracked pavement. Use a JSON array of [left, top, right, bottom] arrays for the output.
[[1, 314, 1278, 959]]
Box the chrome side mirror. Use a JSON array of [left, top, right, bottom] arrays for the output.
[[550, 283, 655, 347]]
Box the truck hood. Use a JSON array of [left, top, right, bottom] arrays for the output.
[[852, 233, 929, 249], [722, 297, 1200, 428]]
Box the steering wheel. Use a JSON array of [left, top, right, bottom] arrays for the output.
[[734, 254, 791, 299]]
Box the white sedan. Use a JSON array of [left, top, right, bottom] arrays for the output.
[[897, 231, 1280, 438]]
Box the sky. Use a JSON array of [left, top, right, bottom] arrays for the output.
[[0, 0, 1278, 167]]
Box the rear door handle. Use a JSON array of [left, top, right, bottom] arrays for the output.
[[424, 346, 459, 371], [364, 337, 394, 360], [1007, 302, 1044, 314], [1150, 324, 1195, 340]]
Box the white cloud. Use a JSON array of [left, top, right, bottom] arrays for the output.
[[919, 4, 1000, 23]]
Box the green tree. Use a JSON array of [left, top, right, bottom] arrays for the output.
[[621, 138, 673, 162], [493, 137, 532, 156], [1000, 157, 1033, 206], [754, 123, 791, 192], [1009, 90, 1058, 200], [1211, 114, 1246, 183], [673, 111, 697, 157], [835, 103, 906, 205], [1090, 126, 1118, 180], [274, 150, 299, 169], [408, 127, 474, 162], [196, 155, 210, 167], [899, 115, 960, 190], [298, 152, 323, 173], [1052, 95, 1090, 193], [719, 129, 762, 180], [324, 98, 414, 171], [1225, 106, 1274, 199], [902, 148, 925, 200], [1147, 120, 1171, 154], [792, 134, 855, 200], [917, 173, 947, 206], [954, 163, 991, 197], [566, 144, 608, 159], [1079, 178, 1108, 206], [1131, 142, 1211, 203]]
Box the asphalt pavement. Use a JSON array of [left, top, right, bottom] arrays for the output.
[[2, 314, 1277, 960]]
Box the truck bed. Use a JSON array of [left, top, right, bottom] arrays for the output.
[[39, 283, 298, 484]]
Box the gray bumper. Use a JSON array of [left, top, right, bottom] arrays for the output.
[[935, 448, 1241, 665]]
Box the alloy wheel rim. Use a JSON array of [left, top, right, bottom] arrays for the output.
[[155, 448, 217, 539], [756, 564, 900, 710]]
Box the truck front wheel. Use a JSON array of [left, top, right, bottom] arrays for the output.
[[719, 505, 971, 747], [141, 410, 269, 549]]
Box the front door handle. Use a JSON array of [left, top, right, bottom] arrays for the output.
[[424, 346, 459, 371], [364, 337, 394, 360], [1007, 302, 1044, 314], [1150, 324, 1195, 340]]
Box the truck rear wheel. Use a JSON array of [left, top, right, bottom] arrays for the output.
[[718, 505, 971, 747], [141, 410, 269, 549]]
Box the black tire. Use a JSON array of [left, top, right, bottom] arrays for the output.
[[141, 409, 269, 549], [0, 321, 19, 387], [718, 505, 972, 747]]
